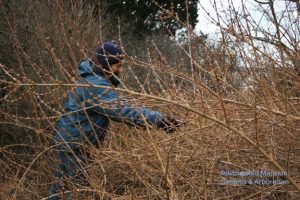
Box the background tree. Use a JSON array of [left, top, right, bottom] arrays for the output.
[[99, 0, 199, 38]]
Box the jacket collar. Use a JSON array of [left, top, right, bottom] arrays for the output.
[[88, 60, 121, 87]]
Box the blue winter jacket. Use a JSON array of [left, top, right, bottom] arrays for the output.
[[55, 60, 164, 148]]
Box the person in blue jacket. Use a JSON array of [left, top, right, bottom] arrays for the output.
[[48, 41, 181, 199]]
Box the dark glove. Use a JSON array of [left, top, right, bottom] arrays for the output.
[[160, 115, 182, 134]]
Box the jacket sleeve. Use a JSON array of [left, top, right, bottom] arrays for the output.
[[79, 85, 164, 129]]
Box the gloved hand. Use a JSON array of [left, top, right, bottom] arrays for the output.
[[160, 115, 182, 134]]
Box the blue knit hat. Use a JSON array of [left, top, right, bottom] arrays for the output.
[[95, 41, 124, 69]]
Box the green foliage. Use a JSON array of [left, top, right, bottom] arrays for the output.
[[90, 0, 199, 38]]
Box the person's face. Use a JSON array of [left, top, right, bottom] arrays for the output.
[[109, 62, 124, 76]]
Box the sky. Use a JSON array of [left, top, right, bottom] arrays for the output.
[[195, 0, 233, 37], [194, 0, 299, 41]]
